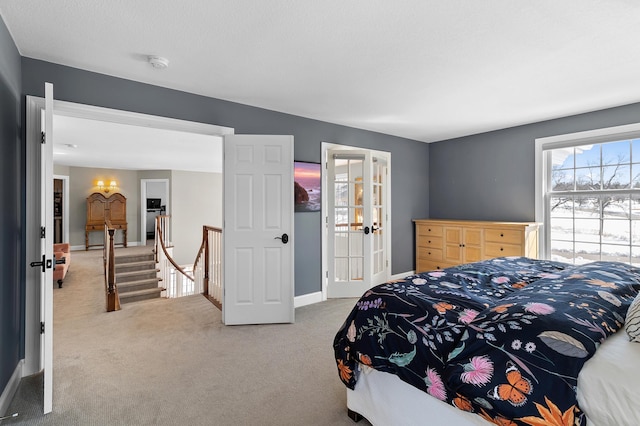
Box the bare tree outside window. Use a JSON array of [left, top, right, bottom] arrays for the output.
[[548, 141, 640, 265]]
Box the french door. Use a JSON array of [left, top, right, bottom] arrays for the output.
[[327, 149, 389, 298]]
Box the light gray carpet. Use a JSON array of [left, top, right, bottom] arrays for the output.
[[4, 247, 371, 425]]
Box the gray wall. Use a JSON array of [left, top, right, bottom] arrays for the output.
[[22, 58, 431, 296], [429, 103, 640, 221], [0, 15, 22, 401]]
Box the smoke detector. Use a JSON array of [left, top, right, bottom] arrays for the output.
[[148, 55, 169, 69]]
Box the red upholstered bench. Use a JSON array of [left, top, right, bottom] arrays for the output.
[[53, 243, 71, 288]]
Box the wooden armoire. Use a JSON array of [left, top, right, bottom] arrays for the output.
[[85, 192, 128, 250]]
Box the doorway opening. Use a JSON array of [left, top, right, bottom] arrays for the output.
[[25, 95, 233, 413], [140, 179, 169, 246]]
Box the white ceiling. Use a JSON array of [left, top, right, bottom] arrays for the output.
[[3, 0, 640, 154], [53, 115, 223, 173]]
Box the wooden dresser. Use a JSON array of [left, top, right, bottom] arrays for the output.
[[413, 219, 539, 273], [85, 192, 127, 250]]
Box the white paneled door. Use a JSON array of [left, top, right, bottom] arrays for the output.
[[223, 135, 294, 325], [42, 83, 54, 413], [327, 149, 389, 298]]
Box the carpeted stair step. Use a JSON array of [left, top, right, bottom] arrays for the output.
[[116, 268, 159, 284], [116, 260, 157, 273], [113, 249, 164, 304], [115, 253, 155, 264], [119, 287, 165, 303], [118, 278, 162, 294]]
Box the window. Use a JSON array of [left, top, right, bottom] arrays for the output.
[[537, 125, 640, 266]]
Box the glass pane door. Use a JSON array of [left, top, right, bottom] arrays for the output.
[[333, 156, 365, 283], [328, 149, 390, 297], [371, 158, 387, 285]]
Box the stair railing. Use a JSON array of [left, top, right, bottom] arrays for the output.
[[104, 219, 121, 312], [193, 226, 223, 309], [154, 215, 198, 298]]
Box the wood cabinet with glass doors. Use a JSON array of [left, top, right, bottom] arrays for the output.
[[414, 219, 539, 273]]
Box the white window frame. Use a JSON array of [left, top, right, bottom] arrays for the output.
[[535, 122, 640, 260]]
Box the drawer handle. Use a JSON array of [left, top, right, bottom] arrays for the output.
[[428, 240, 431, 244], [428, 228, 431, 232], [500, 233, 504, 237], [500, 247, 504, 251], [428, 251, 431, 255]]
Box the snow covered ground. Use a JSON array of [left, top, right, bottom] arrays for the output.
[[550, 199, 640, 265]]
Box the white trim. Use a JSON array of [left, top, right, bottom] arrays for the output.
[[294, 291, 323, 308], [0, 360, 23, 417], [140, 179, 170, 245], [51, 100, 234, 137], [535, 121, 640, 260], [391, 270, 414, 280], [70, 241, 143, 252]]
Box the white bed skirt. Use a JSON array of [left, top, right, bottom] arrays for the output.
[[347, 365, 490, 426], [347, 329, 640, 426]]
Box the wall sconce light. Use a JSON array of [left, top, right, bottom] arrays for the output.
[[97, 180, 117, 193]]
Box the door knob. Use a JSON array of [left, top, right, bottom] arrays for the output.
[[30, 254, 52, 273], [275, 233, 289, 244], [363, 226, 370, 235]]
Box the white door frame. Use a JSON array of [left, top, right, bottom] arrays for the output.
[[24, 98, 234, 411], [320, 142, 392, 300], [140, 179, 170, 244]]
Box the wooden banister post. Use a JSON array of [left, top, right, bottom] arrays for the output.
[[106, 228, 120, 312], [203, 226, 210, 295]]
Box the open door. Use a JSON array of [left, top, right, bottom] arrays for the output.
[[326, 149, 390, 298], [42, 83, 54, 413], [223, 135, 294, 325], [26, 83, 55, 413]]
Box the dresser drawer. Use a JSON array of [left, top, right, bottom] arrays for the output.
[[417, 260, 455, 272], [485, 242, 523, 257], [86, 225, 101, 231], [418, 235, 442, 249], [484, 229, 522, 245], [418, 247, 443, 261], [417, 224, 443, 237]]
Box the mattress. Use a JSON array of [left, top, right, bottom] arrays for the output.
[[577, 330, 640, 426]]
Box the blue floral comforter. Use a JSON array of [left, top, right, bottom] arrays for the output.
[[333, 257, 640, 425]]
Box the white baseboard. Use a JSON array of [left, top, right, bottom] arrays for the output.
[[0, 359, 23, 418], [295, 274, 414, 309], [391, 270, 414, 280], [71, 241, 143, 251], [294, 291, 323, 308]]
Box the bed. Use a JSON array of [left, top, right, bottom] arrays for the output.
[[333, 257, 640, 425]]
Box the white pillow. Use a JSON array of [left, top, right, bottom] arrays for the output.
[[626, 293, 640, 342]]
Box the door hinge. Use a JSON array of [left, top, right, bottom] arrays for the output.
[[41, 131, 45, 144], [40, 322, 45, 334], [326, 271, 329, 278], [40, 226, 46, 238]]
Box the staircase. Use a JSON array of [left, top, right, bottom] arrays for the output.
[[115, 251, 164, 303]]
